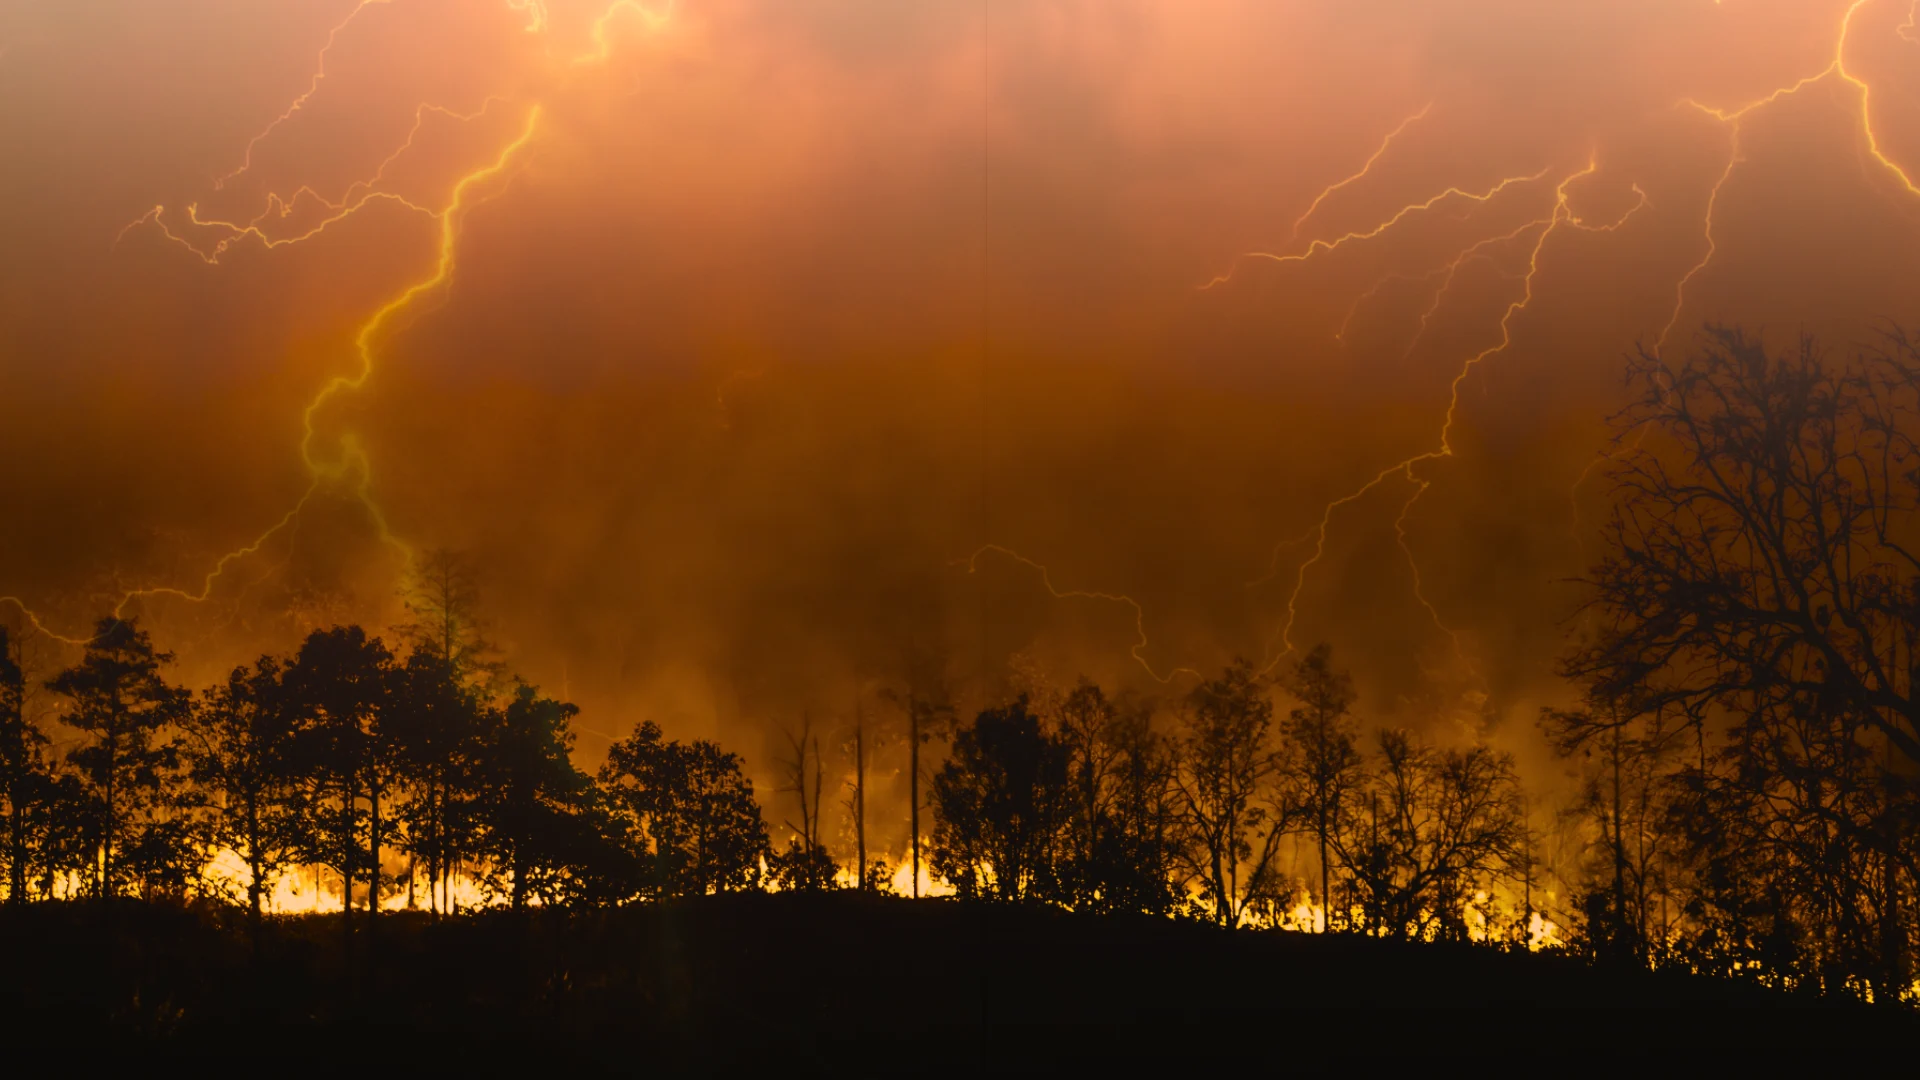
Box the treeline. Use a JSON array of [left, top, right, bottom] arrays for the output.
[[0, 600, 1533, 943], [0, 616, 778, 920], [4, 326, 1919, 1008], [926, 654, 1530, 942]]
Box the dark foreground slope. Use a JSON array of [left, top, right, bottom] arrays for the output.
[[0, 894, 1909, 1068]]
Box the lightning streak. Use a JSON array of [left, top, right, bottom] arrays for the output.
[[1261, 157, 1648, 673], [574, 0, 675, 65], [1290, 102, 1434, 242], [1571, 0, 1920, 547], [215, 0, 394, 190], [961, 546, 1201, 684], [1200, 167, 1556, 290], [6, 2, 671, 642], [122, 98, 507, 265]]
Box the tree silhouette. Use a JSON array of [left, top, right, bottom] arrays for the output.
[[769, 713, 835, 891], [185, 656, 309, 934], [1567, 326, 1920, 997], [599, 720, 768, 898], [1336, 729, 1526, 941], [388, 649, 485, 915], [46, 618, 191, 899], [1170, 660, 1287, 926], [1279, 643, 1363, 931], [929, 697, 1070, 903], [469, 684, 597, 910], [286, 626, 396, 947], [1538, 689, 1685, 965], [396, 549, 502, 689], [0, 626, 50, 903]]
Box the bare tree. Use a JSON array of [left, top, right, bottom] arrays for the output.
[[1170, 660, 1288, 926], [1336, 729, 1526, 941], [1567, 327, 1920, 996], [1539, 690, 1685, 964], [770, 713, 834, 890], [1278, 643, 1363, 931]]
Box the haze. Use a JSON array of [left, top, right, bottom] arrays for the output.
[[2, 0, 1917, 820]]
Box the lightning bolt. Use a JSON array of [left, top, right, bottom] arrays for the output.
[[1200, 167, 1556, 290], [7, 2, 669, 644], [959, 545, 1202, 685], [1569, 0, 1920, 547], [1291, 102, 1434, 243], [126, 98, 508, 266], [574, 0, 676, 66], [214, 0, 395, 191], [1258, 156, 1648, 675], [1016, 102, 1636, 684], [1668, 0, 1918, 345]]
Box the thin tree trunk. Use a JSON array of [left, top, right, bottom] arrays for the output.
[[909, 697, 920, 899], [1318, 798, 1330, 934], [9, 798, 26, 903], [246, 793, 264, 947], [343, 773, 357, 974], [854, 708, 866, 889], [368, 774, 381, 956], [101, 728, 117, 899], [1610, 725, 1628, 961]]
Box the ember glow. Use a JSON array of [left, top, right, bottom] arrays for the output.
[[1, 0, 1918, 996]]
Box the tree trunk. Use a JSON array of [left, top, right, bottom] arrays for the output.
[[342, 772, 357, 973], [909, 698, 920, 899], [854, 711, 866, 889], [1317, 794, 1330, 934], [8, 795, 26, 904], [1610, 726, 1629, 962], [512, 837, 527, 912], [368, 773, 381, 943], [100, 727, 117, 899], [246, 792, 264, 946]]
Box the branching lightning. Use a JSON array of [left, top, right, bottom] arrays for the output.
[[960, 545, 1201, 684], [1569, 0, 1920, 546], [1290, 102, 1433, 243], [1199, 167, 1555, 291], [6, 1, 670, 644], [214, 0, 395, 192], [1255, 159, 1645, 675]]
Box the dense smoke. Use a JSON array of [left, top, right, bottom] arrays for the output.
[[1, 0, 1917, 861]]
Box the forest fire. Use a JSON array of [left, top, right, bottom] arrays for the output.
[[2, 0, 1920, 1053]]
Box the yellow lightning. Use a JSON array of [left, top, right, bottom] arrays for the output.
[[1570, 0, 1920, 548], [1290, 102, 1434, 242], [214, 0, 394, 191], [1390, 467, 1477, 678], [6, 1, 674, 643], [120, 98, 507, 265], [303, 105, 542, 485], [1259, 157, 1648, 674], [1015, 111, 1550, 679], [573, 0, 675, 65], [1200, 167, 1555, 290], [960, 545, 1202, 685]]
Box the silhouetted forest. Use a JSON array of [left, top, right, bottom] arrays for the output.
[[5, 327, 1920, 1048]]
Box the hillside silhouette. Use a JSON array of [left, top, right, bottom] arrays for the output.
[[2, 892, 1911, 1068]]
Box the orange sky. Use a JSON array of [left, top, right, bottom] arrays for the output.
[[2, 0, 1918, 826]]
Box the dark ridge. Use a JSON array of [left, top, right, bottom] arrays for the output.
[[2, 893, 1909, 1068]]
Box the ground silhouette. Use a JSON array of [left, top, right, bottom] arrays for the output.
[[1, 893, 1910, 1068]]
